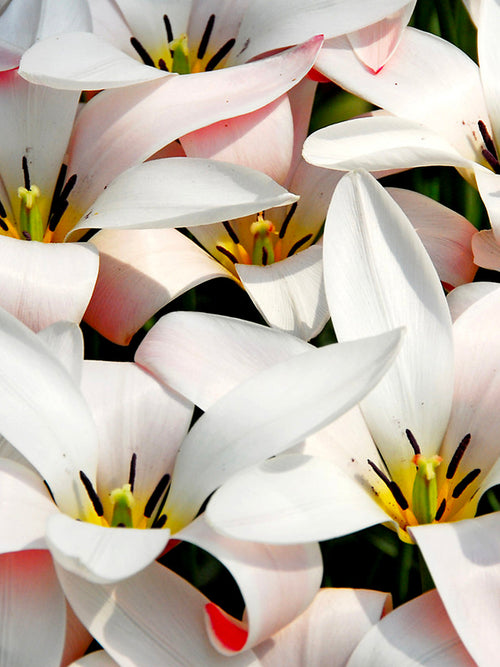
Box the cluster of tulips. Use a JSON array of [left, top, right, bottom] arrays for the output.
[[1, 0, 498, 665]]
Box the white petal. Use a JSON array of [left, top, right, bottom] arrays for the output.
[[80, 360, 192, 518], [324, 171, 454, 496], [136, 311, 309, 411], [447, 282, 500, 322], [85, 228, 231, 345], [206, 454, 389, 543], [478, 0, 500, 146], [315, 27, 488, 163], [68, 157, 298, 238], [255, 588, 390, 667], [232, 0, 414, 63], [237, 245, 329, 341], [347, 589, 475, 666], [70, 652, 119, 667], [0, 550, 66, 667], [19, 32, 170, 89], [0, 458, 57, 552], [0, 306, 98, 516], [164, 327, 403, 531], [473, 165, 500, 240], [388, 187, 478, 288], [37, 321, 84, 384], [303, 116, 474, 172], [57, 561, 258, 667], [178, 515, 322, 653], [0, 237, 99, 332], [411, 515, 500, 667], [47, 513, 170, 584]]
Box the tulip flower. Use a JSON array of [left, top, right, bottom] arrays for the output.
[[0, 299, 402, 658]]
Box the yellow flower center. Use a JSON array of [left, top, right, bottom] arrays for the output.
[[368, 430, 481, 544], [130, 13, 236, 74]]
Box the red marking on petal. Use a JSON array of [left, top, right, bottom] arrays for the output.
[[205, 602, 248, 652], [442, 282, 454, 293], [307, 67, 330, 83]]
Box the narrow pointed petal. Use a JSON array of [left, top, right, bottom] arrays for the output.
[[315, 28, 488, 163], [447, 282, 500, 322], [411, 515, 500, 667], [85, 228, 231, 345], [232, 0, 413, 63], [178, 515, 322, 654], [46, 514, 171, 584], [57, 562, 258, 666], [0, 550, 66, 667], [206, 454, 389, 543], [303, 116, 474, 173], [0, 237, 99, 332], [65, 35, 323, 225], [347, 589, 475, 666], [439, 287, 500, 491], [164, 327, 403, 531], [37, 322, 84, 385], [0, 458, 58, 552], [324, 171, 454, 494], [181, 96, 294, 185], [19, 32, 170, 89], [472, 229, 500, 270], [388, 187, 478, 287], [68, 158, 298, 238], [80, 360, 192, 519], [0, 307, 98, 516], [255, 588, 390, 666], [347, 2, 416, 73], [136, 311, 310, 411], [237, 245, 329, 340]]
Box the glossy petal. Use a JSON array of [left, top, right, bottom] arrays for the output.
[[80, 360, 192, 519], [0, 550, 66, 667], [237, 245, 329, 340], [411, 515, 500, 667], [439, 286, 500, 498], [388, 187, 478, 287], [0, 458, 57, 552], [324, 171, 454, 496], [0, 237, 99, 332], [315, 27, 488, 163], [302, 116, 474, 172], [232, 0, 413, 63], [346, 2, 416, 73], [0, 307, 98, 516], [19, 32, 170, 89], [472, 229, 500, 270], [181, 96, 294, 185], [163, 327, 403, 531], [69, 157, 298, 238], [447, 282, 500, 321], [85, 228, 231, 345], [255, 588, 390, 666], [346, 589, 475, 666], [136, 311, 309, 411], [178, 515, 323, 654], [63, 35, 323, 228], [46, 513, 171, 584], [37, 321, 84, 384], [206, 454, 389, 543], [57, 561, 257, 666]]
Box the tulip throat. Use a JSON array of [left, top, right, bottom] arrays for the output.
[[368, 430, 481, 543], [78, 453, 171, 530], [0, 158, 77, 243], [130, 13, 236, 74]]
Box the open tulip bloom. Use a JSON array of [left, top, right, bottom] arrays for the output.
[[301, 0, 500, 272], [156, 171, 500, 666], [0, 301, 403, 659]]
